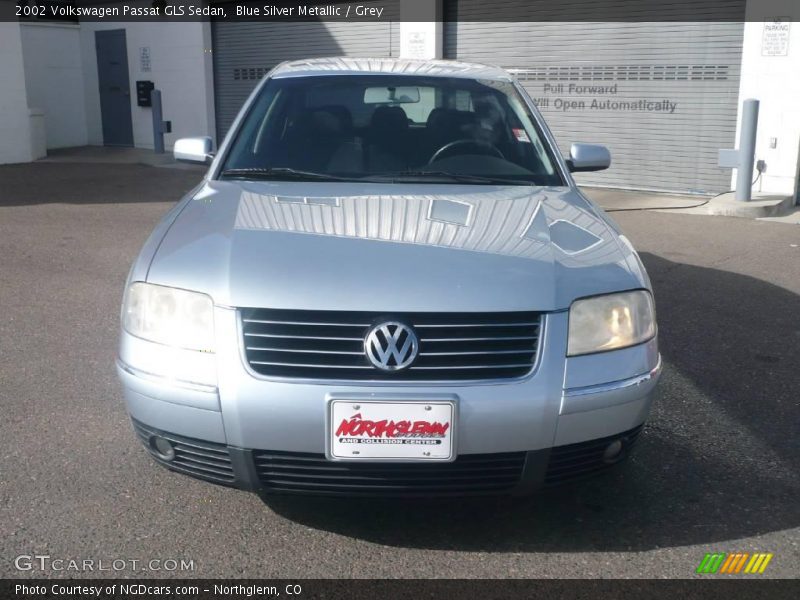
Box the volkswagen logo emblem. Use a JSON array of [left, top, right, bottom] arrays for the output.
[[364, 321, 419, 371]]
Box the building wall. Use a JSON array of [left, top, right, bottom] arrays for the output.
[[0, 23, 36, 164], [78, 20, 215, 150], [3, 0, 799, 196], [20, 22, 89, 149], [736, 1, 800, 196]]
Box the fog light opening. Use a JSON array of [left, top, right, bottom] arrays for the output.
[[602, 439, 624, 464], [149, 435, 176, 461]]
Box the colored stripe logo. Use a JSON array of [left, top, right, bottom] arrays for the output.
[[696, 553, 773, 574]]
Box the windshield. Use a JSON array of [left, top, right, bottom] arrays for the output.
[[220, 75, 564, 186]]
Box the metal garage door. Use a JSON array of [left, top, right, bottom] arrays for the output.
[[212, 2, 400, 139], [445, 1, 745, 193]]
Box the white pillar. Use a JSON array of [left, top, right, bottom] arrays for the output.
[[734, 0, 800, 196], [0, 23, 36, 163], [399, 0, 443, 60]]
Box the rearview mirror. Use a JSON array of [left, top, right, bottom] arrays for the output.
[[174, 136, 214, 164], [364, 86, 420, 104], [567, 143, 611, 172]]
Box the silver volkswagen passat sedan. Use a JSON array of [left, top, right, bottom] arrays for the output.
[[117, 57, 660, 496]]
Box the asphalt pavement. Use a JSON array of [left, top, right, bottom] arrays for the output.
[[0, 162, 798, 578]]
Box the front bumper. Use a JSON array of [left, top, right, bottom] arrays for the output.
[[117, 308, 661, 496], [129, 417, 646, 496]]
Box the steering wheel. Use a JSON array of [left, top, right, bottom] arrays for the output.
[[428, 139, 505, 164]]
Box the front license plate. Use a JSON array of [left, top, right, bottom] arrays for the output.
[[329, 401, 455, 461]]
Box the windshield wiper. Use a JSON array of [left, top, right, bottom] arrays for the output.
[[220, 167, 350, 182], [364, 171, 536, 185], [221, 167, 537, 186]]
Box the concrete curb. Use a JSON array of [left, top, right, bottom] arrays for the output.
[[673, 192, 795, 219], [37, 146, 205, 171]]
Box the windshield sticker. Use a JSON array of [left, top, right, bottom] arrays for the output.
[[513, 128, 531, 143]]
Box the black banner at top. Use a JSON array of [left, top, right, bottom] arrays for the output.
[[2, 579, 800, 600], [4, 0, 778, 23]]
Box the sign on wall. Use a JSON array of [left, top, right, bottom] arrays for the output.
[[139, 46, 152, 72], [762, 19, 791, 57], [406, 32, 427, 59]]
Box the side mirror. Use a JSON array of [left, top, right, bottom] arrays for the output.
[[567, 143, 611, 172], [174, 136, 214, 164]]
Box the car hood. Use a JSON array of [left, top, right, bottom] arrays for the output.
[[145, 180, 647, 312]]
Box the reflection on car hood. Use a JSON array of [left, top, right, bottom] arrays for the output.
[[145, 181, 647, 312]]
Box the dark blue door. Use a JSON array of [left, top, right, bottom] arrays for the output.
[[95, 29, 134, 147]]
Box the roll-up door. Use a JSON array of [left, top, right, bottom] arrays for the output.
[[212, 2, 400, 139], [444, 1, 745, 193]]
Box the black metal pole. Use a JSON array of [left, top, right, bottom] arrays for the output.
[[151, 89, 164, 154]]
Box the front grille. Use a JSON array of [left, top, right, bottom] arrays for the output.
[[131, 419, 236, 485], [254, 450, 527, 496], [544, 425, 643, 486], [241, 308, 541, 381]]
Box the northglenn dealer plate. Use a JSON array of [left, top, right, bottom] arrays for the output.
[[329, 400, 455, 461]]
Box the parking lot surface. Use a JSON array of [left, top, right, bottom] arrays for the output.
[[1, 162, 798, 578]]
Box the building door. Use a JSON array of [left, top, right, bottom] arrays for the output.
[[95, 29, 134, 147], [444, 1, 746, 194]]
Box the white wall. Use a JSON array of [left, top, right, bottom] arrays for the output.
[[20, 22, 89, 149], [79, 20, 215, 149], [736, 0, 800, 196], [0, 23, 35, 164], [399, 0, 443, 59]]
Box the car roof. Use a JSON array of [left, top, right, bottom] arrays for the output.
[[270, 57, 514, 82]]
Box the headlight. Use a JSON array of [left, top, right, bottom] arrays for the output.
[[567, 290, 655, 356], [122, 282, 214, 352]]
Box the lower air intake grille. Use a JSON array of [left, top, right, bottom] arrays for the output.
[[132, 419, 235, 485], [240, 308, 542, 381], [253, 450, 527, 495], [544, 425, 643, 486]]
